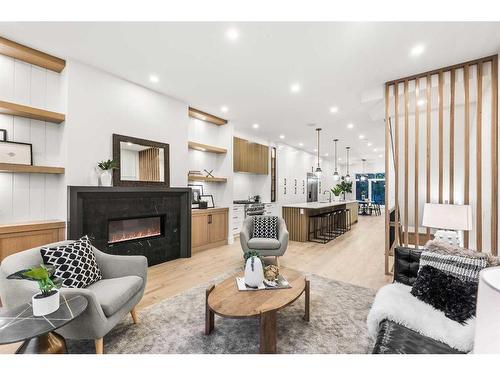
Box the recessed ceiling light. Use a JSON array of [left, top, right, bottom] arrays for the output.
[[290, 83, 301, 93], [279, 134, 285, 139], [379, 154, 383, 158], [338, 157, 342, 161], [220, 106, 229, 113], [359, 135, 365, 140], [226, 28, 239, 41], [314, 148, 318, 152], [252, 123, 259, 129], [347, 123, 354, 129], [149, 74, 159, 83], [330, 106, 338, 114], [373, 148, 378, 152], [298, 142, 304, 147], [324, 153, 329, 157], [417, 99, 426, 107], [410, 43, 425, 57], [367, 142, 373, 147]]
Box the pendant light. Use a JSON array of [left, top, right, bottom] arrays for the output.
[[360, 159, 367, 181], [333, 139, 340, 181], [315, 128, 322, 177], [345, 146, 351, 181]]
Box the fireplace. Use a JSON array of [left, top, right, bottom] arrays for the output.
[[68, 186, 191, 266], [108, 216, 163, 245]]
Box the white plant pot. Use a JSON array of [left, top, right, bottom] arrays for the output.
[[333, 195, 342, 202], [100, 170, 113, 187], [32, 289, 60, 316], [244, 256, 264, 288]]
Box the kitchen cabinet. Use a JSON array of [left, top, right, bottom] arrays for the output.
[[192, 207, 228, 253], [233, 136, 269, 174]]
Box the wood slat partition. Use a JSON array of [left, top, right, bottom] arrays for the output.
[[385, 55, 499, 274], [139, 147, 160, 182]]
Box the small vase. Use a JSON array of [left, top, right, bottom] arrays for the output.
[[100, 170, 113, 187], [333, 195, 341, 202], [32, 290, 60, 316], [244, 256, 264, 288]]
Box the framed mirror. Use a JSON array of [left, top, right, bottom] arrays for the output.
[[112, 134, 170, 187]]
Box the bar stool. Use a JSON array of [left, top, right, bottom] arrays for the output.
[[308, 212, 332, 244]]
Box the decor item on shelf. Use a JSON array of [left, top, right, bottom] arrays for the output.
[[243, 251, 265, 288], [97, 159, 118, 187], [315, 128, 322, 177], [474, 266, 500, 353], [189, 184, 204, 208], [7, 264, 61, 316], [264, 264, 280, 281], [0, 140, 32, 165], [422, 203, 472, 247], [204, 169, 215, 178], [199, 194, 215, 208], [344, 146, 351, 181], [188, 170, 203, 176], [333, 138, 340, 181], [331, 185, 343, 202], [0, 129, 6, 141]]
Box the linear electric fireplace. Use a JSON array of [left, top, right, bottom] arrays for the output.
[[68, 186, 191, 266]]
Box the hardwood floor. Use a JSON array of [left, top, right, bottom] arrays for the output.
[[0, 213, 389, 354]]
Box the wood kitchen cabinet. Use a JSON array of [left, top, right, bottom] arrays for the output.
[[192, 207, 228, 253], [233, 136, 269, 174]]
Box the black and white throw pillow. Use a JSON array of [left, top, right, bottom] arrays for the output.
[[40, 235, 102, 289], [411, 265, 478, 324], [252, 216, 278, 239], [419, 251, 487, 282]]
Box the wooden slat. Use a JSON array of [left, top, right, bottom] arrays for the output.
[[464, 65, 470, 249], [0, 220, 65, 235], [414, 79, 420, 249], [384, 83, 391, 274], [0, 163, 64, 174], [492, 57, 498, 256], [188, 141, 227, 154], [404, 80, 409, 246], [438, 71, 444, 204], [0, 100, 65, 124], [449, 69, 455, 203], [476, 62, 483, 251], [426, 75, 432, 241], [188, 175, 227, 183], [188, 107, 227, 126], [0, 36, 65, 73], [394, 83, 400, 247]]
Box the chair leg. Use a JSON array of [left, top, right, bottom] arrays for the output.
[[130, 306, 138, 324], [275, 256, 280, 267], [95, 338, 104, 354]]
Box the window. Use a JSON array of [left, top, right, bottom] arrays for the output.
[[355, 173, 385, 204]]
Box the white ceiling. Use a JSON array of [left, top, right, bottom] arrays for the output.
[[1, 22, 500, 163]]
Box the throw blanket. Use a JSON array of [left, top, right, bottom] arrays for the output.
[[367, 283, 475, 352]]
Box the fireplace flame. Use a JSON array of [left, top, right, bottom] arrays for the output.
[[108, 217, 162, 244]]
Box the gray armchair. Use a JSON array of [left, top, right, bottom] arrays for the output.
[[0, 240, 147, 354], [240, 216, 289, 266]]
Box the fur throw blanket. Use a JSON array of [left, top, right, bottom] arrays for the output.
[[367, 283, 475, 352]]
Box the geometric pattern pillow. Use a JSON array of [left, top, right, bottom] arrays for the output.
[[419, 251, 488, 283], [252, 216, 278, 239], [40, 235, 102, 288]]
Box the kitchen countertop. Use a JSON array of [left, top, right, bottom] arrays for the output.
[[281, 200, 358, 209]]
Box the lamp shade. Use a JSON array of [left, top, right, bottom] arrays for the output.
[[474, 266, 500, 353], [422, 203, 472, 231]]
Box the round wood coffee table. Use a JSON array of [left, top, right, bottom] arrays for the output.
[[205, 267, 310, 354]]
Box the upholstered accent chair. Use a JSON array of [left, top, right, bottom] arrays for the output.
[[0, 241, 147, 354], [240, 217, 289, 266]]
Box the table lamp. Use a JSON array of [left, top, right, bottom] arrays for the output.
[[422, 203, 472, 246], [474, 266, 500, 353]]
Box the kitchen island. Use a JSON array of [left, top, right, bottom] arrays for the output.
[[282, 200, 358, 242]]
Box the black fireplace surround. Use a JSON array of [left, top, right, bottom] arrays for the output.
[[68, 186, 191, 266]]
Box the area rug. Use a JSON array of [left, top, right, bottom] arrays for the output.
[[67, 271, 376, 354]]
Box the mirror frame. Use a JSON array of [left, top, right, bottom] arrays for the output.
[[112, 133, 170, 187]]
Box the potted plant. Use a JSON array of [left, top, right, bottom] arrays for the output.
[[8, 265, 62, 316], [243, 251, 265, 288], [331, 185, 343, 202], [97, 159, 118, 187], [339, 178, 353, 201]]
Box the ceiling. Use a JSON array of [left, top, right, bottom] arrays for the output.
[[1, 22, 500, 163]]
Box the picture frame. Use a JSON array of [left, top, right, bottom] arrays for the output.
[[0, 141, 33, 165], [189, 184, 204, 209], [199, 194, 215, 208], [0, 129, 6, 141]]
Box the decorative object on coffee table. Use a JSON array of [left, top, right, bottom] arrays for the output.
[[0, 129, 6, 141], [0, 295, 87, 354], [205, 267, 310, 353], [0, 140, 32, 165], [97, 159, 118, 187], [264, 264, 280, 281], [243, 251, 264, 288], [7, 265, 62, 316]]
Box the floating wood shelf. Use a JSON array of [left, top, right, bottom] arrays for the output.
[[188, 175, 227, 183], [188, 107, 227, 126], [0, 163, 65, 174], [0, 36, 66, 73], [0, 100, 65, 124], [188, 141, 227, 154]]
